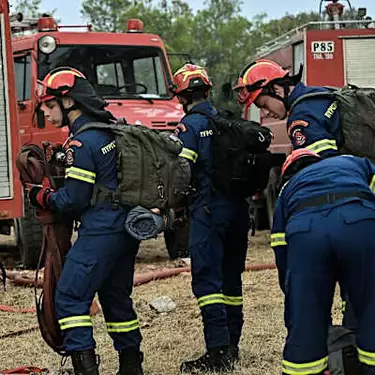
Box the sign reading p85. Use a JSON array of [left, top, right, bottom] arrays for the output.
[[311, 41, 335, 53]]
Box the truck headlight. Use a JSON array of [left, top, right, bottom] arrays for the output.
[[38, 35, 57, 55]]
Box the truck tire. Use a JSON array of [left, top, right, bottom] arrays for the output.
[[14, 200, 43, 269], [264, 167, 282, 229], [164, 223, 190, 260]]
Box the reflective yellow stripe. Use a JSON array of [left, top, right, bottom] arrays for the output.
[[179, 147, 198, 163], [223, 295, 243, 306], [282, 356, 328, 374], [58, 315, 93, 330], [65, 166, 96, 184], [358, 347, 375, 366], [271, 232, 287, 247], [370, 175, 375, 193], [106, 319, 140, 333], [305, 139, 337, 155], [197, 293, 224, 308], [341, 300, 347, 314]]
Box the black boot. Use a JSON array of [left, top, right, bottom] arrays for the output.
[[229, 345, 240, 361], [71, 349, 100, 375], [117, 347, 144, 375], [180, 346, 235, 373]]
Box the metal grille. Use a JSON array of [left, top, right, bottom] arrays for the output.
[[344, 38, 375, 88]]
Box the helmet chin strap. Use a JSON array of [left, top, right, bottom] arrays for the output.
[[56, 97, 79, 128]]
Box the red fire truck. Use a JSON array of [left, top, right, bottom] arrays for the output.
[[0, 1, 23, 250], [242, 1, 375, 228], [5, 13, 186, 267]]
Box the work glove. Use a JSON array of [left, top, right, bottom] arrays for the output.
[[26, 183, 53, 210]]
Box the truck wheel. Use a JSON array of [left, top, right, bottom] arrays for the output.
[[164, 223, 190, 260], [265, 167, 282, 229], [14, 200, 43, 269]]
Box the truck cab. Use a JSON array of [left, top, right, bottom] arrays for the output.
[[10, 15, 186, 266]]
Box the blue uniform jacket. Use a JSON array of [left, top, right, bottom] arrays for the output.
[[48, 115, 128, 235], [287, 82, 341, 157], [176, 101, 220, 208], [270, 155, 375, 291]]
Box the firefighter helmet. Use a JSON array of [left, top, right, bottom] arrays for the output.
[[37, 67, 86, 103], [233, 59, 289, 106], [171, 64, 213, 94], [281, 148, 322, 180]]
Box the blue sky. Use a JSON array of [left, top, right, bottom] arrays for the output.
[[12, 0, 375, 24]]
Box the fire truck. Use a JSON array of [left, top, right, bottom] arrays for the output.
[[241, 0, 375, 229], [0, 1, 23, 252], [5, 12, 187, 267]]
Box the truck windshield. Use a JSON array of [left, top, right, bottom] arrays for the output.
[[38, 45, 173, 100]]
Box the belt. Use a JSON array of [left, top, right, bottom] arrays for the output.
[[289, 190, 375, 218]]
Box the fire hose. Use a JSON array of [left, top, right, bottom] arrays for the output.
[[15, 144, 73, 356]]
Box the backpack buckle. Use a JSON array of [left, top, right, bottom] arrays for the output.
[[157, 184, 165, 200]]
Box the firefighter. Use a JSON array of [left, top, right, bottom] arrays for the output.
[[233, 59, 341, 158], [27, 67, 143, 375], [170, 64, 250, 373], [271, 149, 375, 375]]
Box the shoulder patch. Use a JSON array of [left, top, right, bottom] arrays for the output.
[[65, 148, 75, 166], [291, 127, 307, 146], [288, 120, 309, 135], [68, 140, 83, 148]]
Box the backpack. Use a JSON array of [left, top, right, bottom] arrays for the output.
[[186, 109, 286, 199], [327, 325, 360, 375], [73, 121, 191, 211], [289, 85, 375, 162]]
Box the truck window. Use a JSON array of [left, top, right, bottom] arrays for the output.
[[38, 45, 172, 100], [14, 54, 31, 101], [133, 56, 167, 96], [96, 62, 125, 88]]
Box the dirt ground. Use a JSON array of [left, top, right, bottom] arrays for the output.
[[0, 231, 343, 375]]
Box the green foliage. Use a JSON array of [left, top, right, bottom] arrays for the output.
[[11, 0, 57, 19], [80, 0, 321, 108]]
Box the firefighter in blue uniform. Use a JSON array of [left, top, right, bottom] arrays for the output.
[[171, 64, 250, 373], [28, 67, 143, 375], [271, 148, 375, 375], [233, 59, 340, 157], [233, 59, 358, 329]]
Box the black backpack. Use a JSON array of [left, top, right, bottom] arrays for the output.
[[328, 325, 360, 375], [185, 109, 286, 199]]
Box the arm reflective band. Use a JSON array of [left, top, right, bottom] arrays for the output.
[[370, 175, 375, 193], [65, 166, 96, 184], [179, 147, 198, 163], [270, 232, 287, 247], [306, 139, 337, 154]]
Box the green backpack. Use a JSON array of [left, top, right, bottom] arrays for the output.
[[289, 85, 375, 162], [73, 121, 191, 211]]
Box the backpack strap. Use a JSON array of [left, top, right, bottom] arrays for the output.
[[72, 122, 123, 138], [289, 90, 336, 113]]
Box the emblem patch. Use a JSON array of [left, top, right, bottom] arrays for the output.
[[65, 148, 75, 166], [288, 120, 309, 136], [292, 128, 307, 146]]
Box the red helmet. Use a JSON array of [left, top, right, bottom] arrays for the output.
[[171, 64, 213, 94], [233, 59, 289, 106], [37, 66, 86, 103], [281, 149, 322, 178]]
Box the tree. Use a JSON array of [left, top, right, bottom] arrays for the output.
[[11, 0, 42, 17], [10, 0, 58, 19]]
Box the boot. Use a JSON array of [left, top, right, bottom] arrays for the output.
[[229, 345, 240, 361], [71, 349, 100, 375], [180, 346, 235, 373], [117, 347, 144, 375]]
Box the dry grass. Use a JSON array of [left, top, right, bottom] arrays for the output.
[[0, 231, 343, 375]]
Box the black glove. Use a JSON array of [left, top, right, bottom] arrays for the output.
[[27, 184, 52, 210]]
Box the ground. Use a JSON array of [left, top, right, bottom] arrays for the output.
[[0, 231, 343, 375]]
